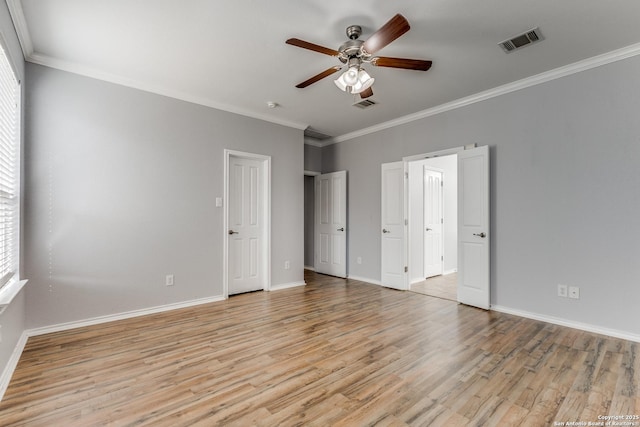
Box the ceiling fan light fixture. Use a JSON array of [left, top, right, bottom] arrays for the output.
[[343, 66, 359, 86], [334, 66, 359, 92], [334, 66, 374, 94], [351, 69, 374, 94], [334, 73, 349, 91]]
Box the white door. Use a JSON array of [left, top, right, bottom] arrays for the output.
[[381, 162, 406, 290], [423, 167, 443, 279], [228, 156, 265, 295], [315, 171, 347, 277], [457, 146, 490, 309]]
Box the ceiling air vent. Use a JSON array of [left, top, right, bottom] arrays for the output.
[[353, 99, 377, 109], [499, 27, 544, 53]]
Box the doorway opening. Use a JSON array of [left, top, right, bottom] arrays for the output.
[[382, 145, 490, 309], [303, 172, 318, 271], [407, 154, 458, 301]]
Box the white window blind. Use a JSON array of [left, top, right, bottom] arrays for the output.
[[0, 41, 20, 290]]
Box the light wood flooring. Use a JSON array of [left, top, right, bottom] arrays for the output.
[[0, 271, 638, 426], [410, 273, 458, 301]]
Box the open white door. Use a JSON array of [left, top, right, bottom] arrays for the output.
[[381, 162, 406, 290], [457, 145, 490, 309], [423, 167, 443, 279], [315, 171, 347, 278]]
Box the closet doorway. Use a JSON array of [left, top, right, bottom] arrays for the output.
[[408, 154, 458, 301]]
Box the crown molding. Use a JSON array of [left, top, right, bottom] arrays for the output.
[[330, 41, 640, 145], [7, 0, 307, 133], [303, 137, 331, 147], [27, 52, 308, 131], [5, 0, 32, 58], [6, 0, 307, 133], [8, 0, 640, 144]]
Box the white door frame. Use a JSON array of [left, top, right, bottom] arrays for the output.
[[403, 146, 466, 291], [223, 149, 271, 298]]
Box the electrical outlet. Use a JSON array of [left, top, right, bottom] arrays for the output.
[[284, 261, 290, 270], [357, 257, 362, 265], [557, 284, 568, 298], [166, 275, 174, 286], [569, 286, 580, 299]]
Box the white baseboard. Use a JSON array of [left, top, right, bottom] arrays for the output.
[[347, 275, 382, 286], [27, 295, 226, 337], [270, 281, 306, 291], [304, 266, 315, 271], [443, 269, 457, 276], [0, 331, 29, 402], [491, 305, 640, 343]]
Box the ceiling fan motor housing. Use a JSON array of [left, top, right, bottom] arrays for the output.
[[338, 39, 366, 63]]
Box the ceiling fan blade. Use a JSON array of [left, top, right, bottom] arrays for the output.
[[360, 87, 374, 99], [363, 14, 410, 55], [286, 38, 340, 56], [295, 66, 342, 88], [372, 57, 432, 71]]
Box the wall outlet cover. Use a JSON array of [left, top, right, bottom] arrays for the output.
[[558, 284, 568, 298], [569, 286, 580, 299]]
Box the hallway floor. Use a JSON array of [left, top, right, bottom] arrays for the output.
[[410, 273, 457, 301]]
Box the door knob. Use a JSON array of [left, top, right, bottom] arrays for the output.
[[337, 227, 344, 231], [382, 229, 390, 233], [473, 232, 486, 238], [425, 227, 432, 231], [228, 230, 239, 235]]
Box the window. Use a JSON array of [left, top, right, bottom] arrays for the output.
[[0, 40, 20, 292]]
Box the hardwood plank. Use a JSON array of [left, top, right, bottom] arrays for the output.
[[0, 270, 638, 426]]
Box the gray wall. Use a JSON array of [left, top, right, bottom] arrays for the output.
[[24, 63, 304, 328], [0, 1, 26, 384], [303, 144, 323, 269], [304, 144, 323, 172], [322, 54, 640, 336]]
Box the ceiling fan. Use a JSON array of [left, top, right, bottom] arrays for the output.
[[286, 14, 432, 99]]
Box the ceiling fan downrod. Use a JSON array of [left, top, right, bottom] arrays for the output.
[[346, 25, 362, 40]]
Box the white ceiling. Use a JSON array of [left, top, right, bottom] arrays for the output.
[[9, 0, 640, 141]]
